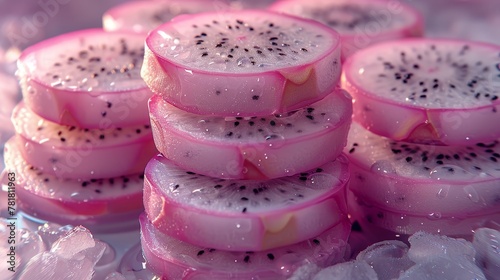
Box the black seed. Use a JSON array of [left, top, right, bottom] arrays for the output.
[[197, 250, 204, 256], [226, 131, 233, 137], [270, 120, 276, 126], [186, 171, 196, 175], [101, 112, 107, 117], [201, 52, 208, 57], [313, 239, 320, 245], [241, 197, 249, 201], [244, 255, 250, 263], [252, 95, 259, 100], [405, 157, 412, 162], [436, 160, 444, 165], [234, 121, 240, 127], [267, 253, 275, 260], [301, 48, 308, 52], [174, 184, 180, 190], [242, 207, 247, 213], [299, 176, 307, 181], [99, 134, 105, 140], [306, 115, 314, 120], [106, 102, 112, 108], [60, 137, 66, 142]]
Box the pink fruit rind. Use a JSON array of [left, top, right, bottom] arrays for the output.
[[349, 191, 500, 237], [149, 90, 352, 180], [142, 10, 342, 116], [143, 154, 349, 251], [12, 102, 157, 179], [2, 138, 144, 232], [342, 38, 500, 145], [270, 0, 424, 61], [140, 213, 351, 279], [17, 29, 153, 128]]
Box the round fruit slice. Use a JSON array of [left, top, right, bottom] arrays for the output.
[[342, 38, 500, 145], [269, 0, 423, 61], [103, 0, 225, 33], [140, 213, 351, 279], [345, 123, 500, 221], [349, 191, 500, 237], [17, 29, 153, 129], [2, 137, 144, 233], [149, 89, 352, 179], [144, 153, 349, 251], [142, 10, 342, 116], [11, 102, 157, 179]]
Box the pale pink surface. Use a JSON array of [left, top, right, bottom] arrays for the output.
[[342, 38, 500, 145], [269, 0, 424, 61], [11, 102, 156, 179], [349, 191, 500, 237], [2, 138, 144, 232], [140, 213, 350, 279], [142, 10, 342, 116], [103, 0, 227, 33], [149, 90, 352, 180], [345, 123, 500, 218], [17, 29, 153, 129], [144, 153, 349, 251]]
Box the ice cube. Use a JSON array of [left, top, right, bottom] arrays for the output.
[[408, 231, 476, 263], [288, 263, 321, 280], [50, 226, 103, 262], [356, 240, 415, 280], [398, 256, 486, 280], [312, 260, 378, 280], [37, 222, 73, 248], [473, 228, 500, 280]]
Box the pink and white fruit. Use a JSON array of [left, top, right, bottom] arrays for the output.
[[149, 89, 352, 179], [140, 213, 351, 279], [11, 102, 157, 179], [103, 0, 227, 33], [142, 10, 342, 116], [144, 153, 349, 251], [269, 0, 423, 61], [17, 29, 153, 129], [2, 138, 144, 232], [345, 123, 500, 236], [342, 38, 500, 145]]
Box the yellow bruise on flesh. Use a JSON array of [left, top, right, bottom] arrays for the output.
[[260, 213, 298, 250], [280, 66, 319, 110]]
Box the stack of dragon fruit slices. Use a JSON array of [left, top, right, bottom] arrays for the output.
[[341, 38, 500, 241], [2, 29, 157, 232], [139, 9, 354, 279]]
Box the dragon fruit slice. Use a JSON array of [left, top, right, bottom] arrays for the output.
[[103, 0, 226, 33], [149, 89, 352, 179], [17, 29, 153, 129], [345, 123, 500, 236], [269, 0, 423, 61], [342, 38, 500, 145], [2, 138, 143, 232], [144, 153, 349, 251], [142, 10, 342, 116], [11, 102, 156, 179], [140, 213, 350, 279]]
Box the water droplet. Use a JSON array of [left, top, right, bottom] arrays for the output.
[[237, 57, 252, 68], [305, 173, 340, 189], [436, 186, 450, 199], [464, 186, 480, 203], [370, 160, 396, 175], [428, 212, 442, 220]]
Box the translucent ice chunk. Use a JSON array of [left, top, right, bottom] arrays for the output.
[[357, 240, 415, 280], [398, 256, 486, 280], [473, 228, 500, 280], [289, 263, 322, 280], [36, 222, 73, 248], [312, 260, 378, 280], [408, 231, 476, 263]]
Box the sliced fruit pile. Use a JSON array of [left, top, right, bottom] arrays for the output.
[[2, 29, 157, 232], [342, 38, 500, 238], [139, 9, 353, 279]]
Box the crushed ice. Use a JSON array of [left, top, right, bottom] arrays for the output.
[[290, 228, 499, 280], [0, 219, 106, 280]]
